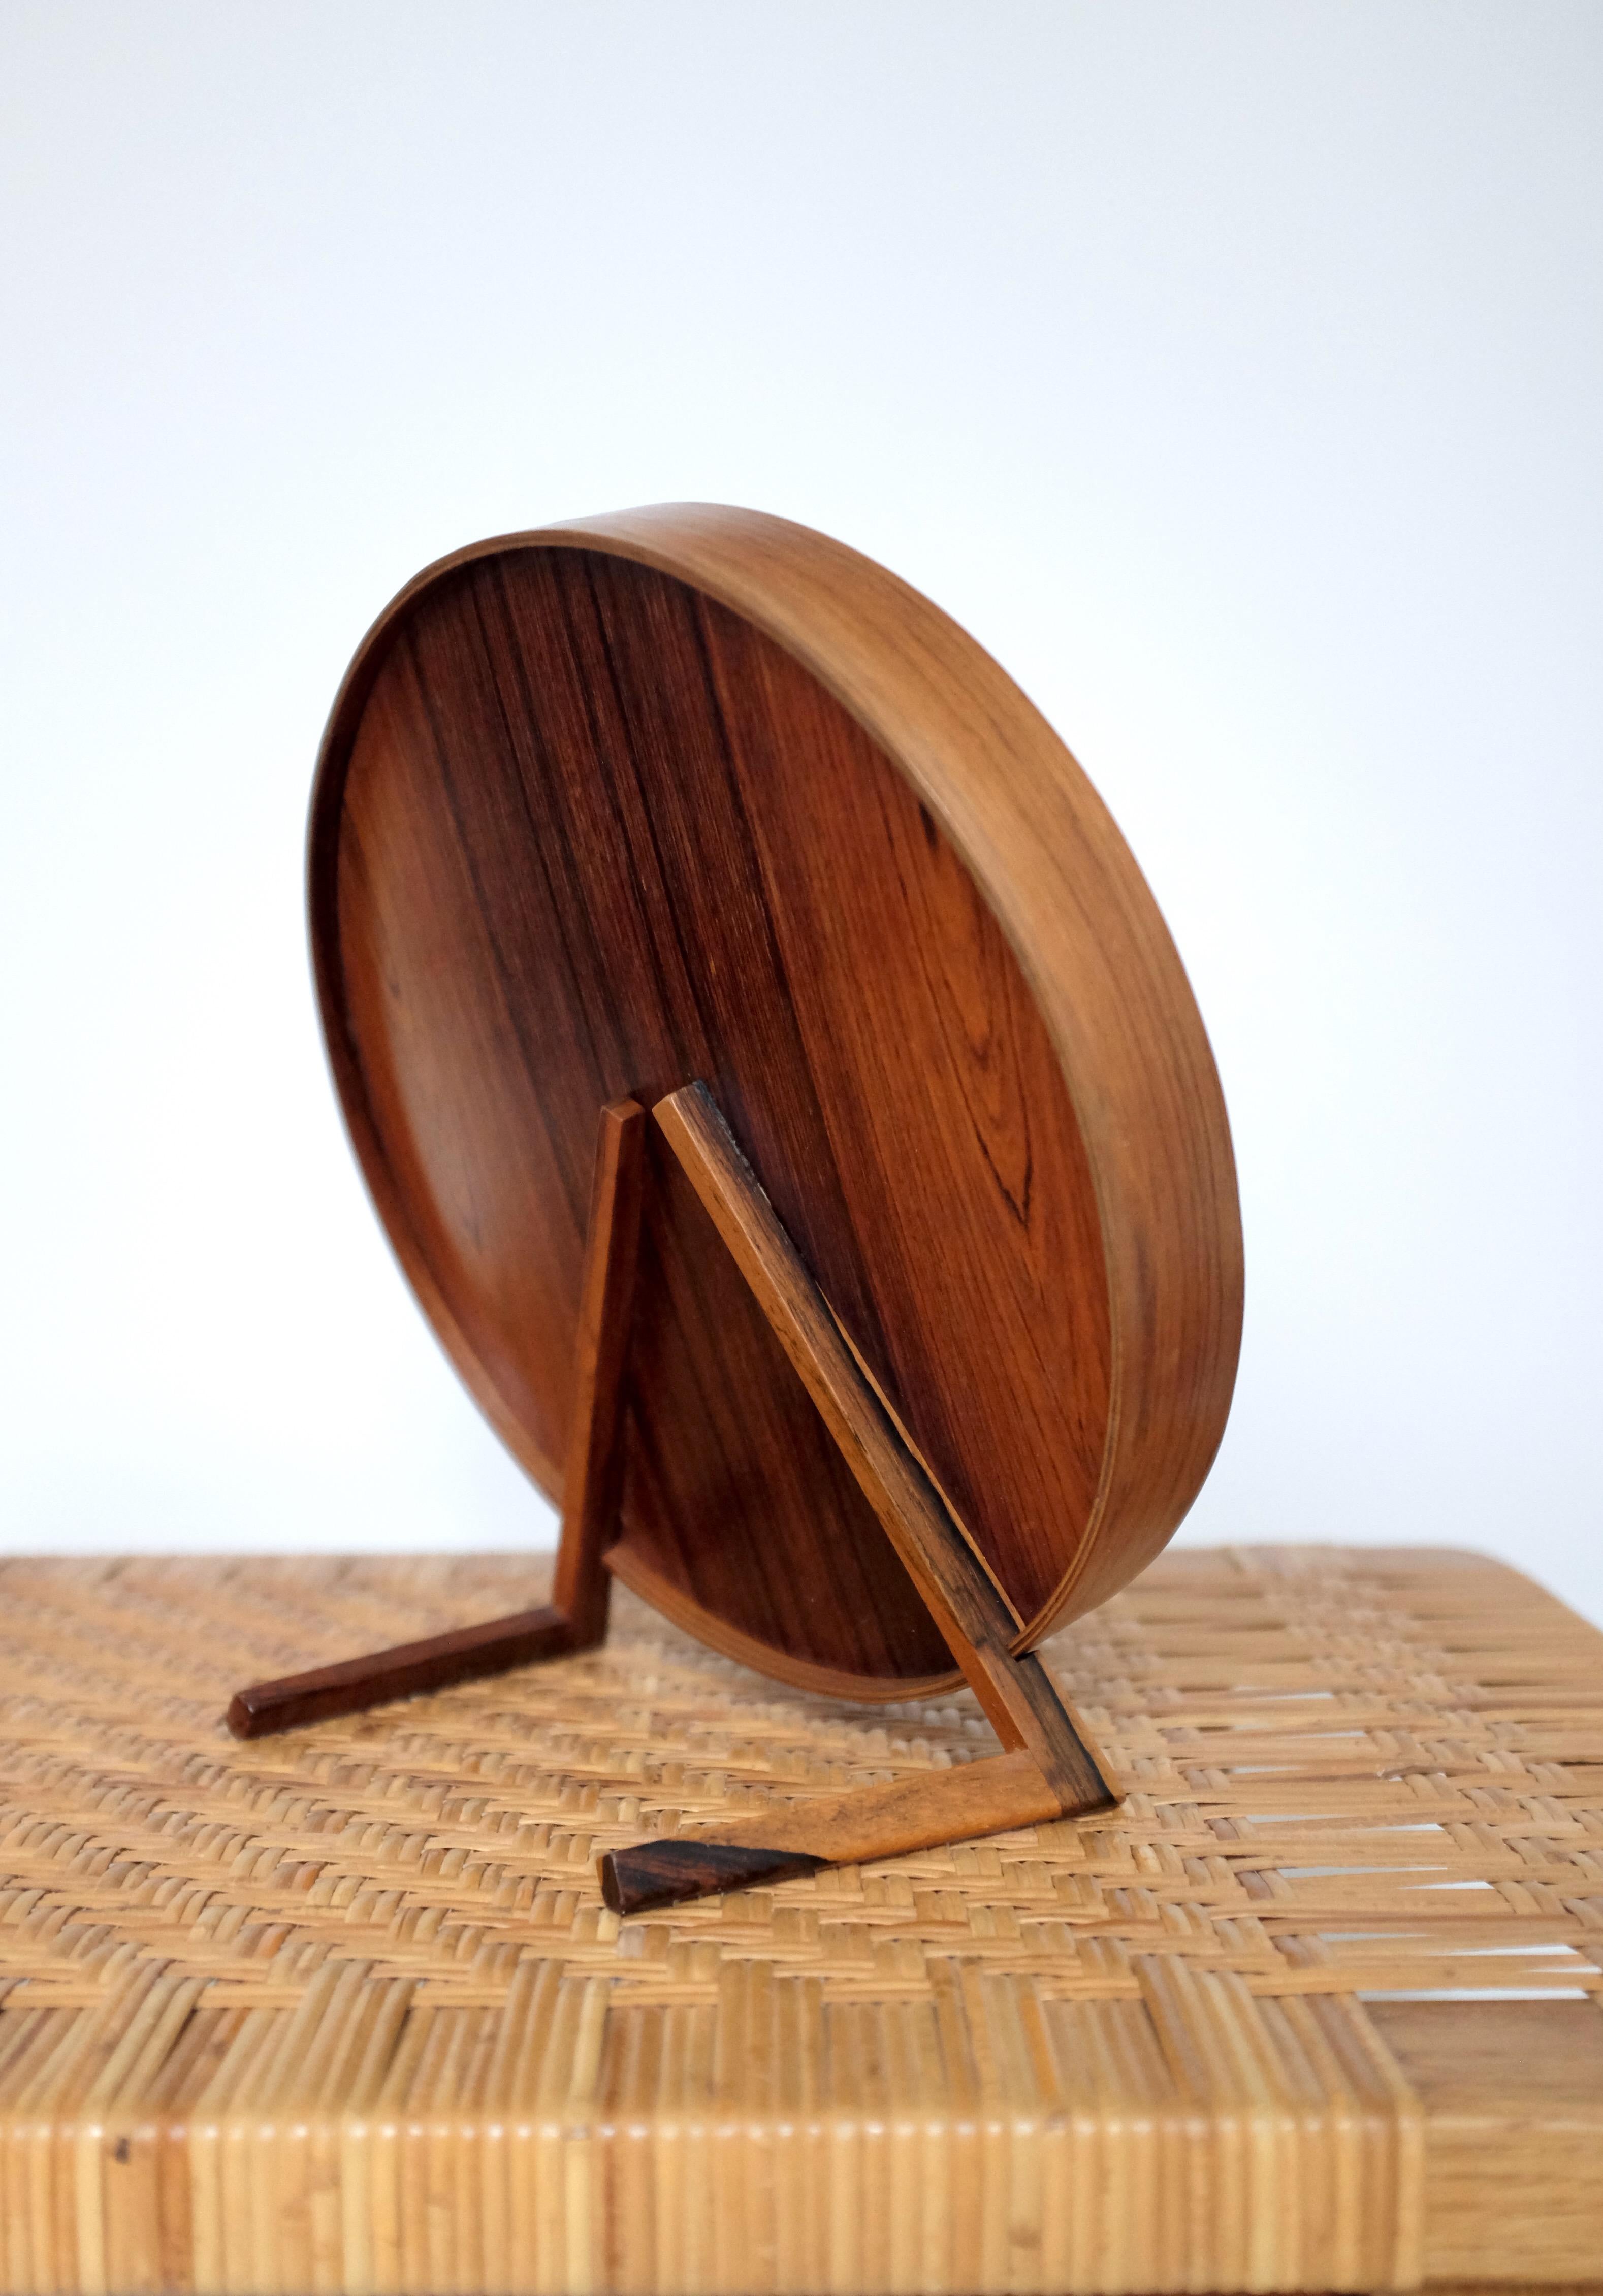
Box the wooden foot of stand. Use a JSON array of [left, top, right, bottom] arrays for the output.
[[227, 1080, 1117, 1916], [599, 1748, 1070, 1911], [225, 1098, 646, 1738], [600, 1083, 1118, 1915]]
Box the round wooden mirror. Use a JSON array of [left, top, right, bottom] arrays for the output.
[[307, 504, 1243, 1700]]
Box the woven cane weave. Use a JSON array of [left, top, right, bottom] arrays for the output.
[[2, 1545, 1601, 2295]]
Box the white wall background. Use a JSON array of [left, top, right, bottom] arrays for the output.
[[3, 5, 1599, 1624]]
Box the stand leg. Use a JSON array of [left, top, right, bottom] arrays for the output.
[[599, 1082, 1117, 1915], [550, 1096, 647, 1642], [226, 1100, 646, 1739]]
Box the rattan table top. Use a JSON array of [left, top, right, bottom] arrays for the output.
[[2, 1544, 1601, 2294]]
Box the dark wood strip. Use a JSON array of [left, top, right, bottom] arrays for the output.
[[551, 1100, 646, 1642], [225, 1606, 573, 1738]]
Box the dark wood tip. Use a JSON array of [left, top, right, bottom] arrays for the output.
[[225, 1678, 337, 1738], [599, 1837, 828, 1915]]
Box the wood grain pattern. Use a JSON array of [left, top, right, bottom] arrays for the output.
[[308, 506, 1244, 1695], [1373, 2000, 1603, 2285]]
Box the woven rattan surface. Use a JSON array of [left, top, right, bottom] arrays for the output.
[[2, 1545, 1601, 2295]]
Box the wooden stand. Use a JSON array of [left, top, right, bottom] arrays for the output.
[[228, 1086, 1117, 1910]]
